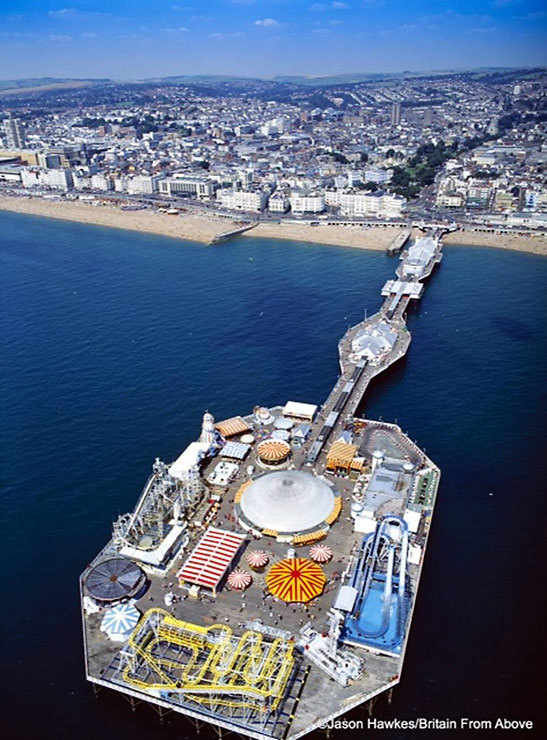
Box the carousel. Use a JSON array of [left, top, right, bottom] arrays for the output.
[[256, 439, 291, 468]]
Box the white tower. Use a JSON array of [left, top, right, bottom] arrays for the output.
[[371, 449, 384, 473], [199, 411, 216, 445]]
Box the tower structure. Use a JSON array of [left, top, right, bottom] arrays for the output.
[[199, 411, 216, 445]]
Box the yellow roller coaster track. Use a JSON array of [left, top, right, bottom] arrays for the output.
[[123, 609, 295, 711]]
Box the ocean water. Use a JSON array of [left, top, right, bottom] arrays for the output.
[[1, 210, 546, 739]]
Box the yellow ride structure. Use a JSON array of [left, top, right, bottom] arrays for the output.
[[123, 609, 295, 713]]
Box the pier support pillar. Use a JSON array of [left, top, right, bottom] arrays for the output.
[[387, 688, 393, 705], [151, 704, 169, 723]]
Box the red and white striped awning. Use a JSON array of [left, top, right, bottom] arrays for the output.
[[177, 527, 245, 590], [227, 569, 253, 590], [246, 550, 269, 569], [309, 544, 333, 563]]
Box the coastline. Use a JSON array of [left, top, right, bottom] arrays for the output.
[[1, 194, 546, 255], [442, 228, 546, 255], [0, 195, 223, 244]]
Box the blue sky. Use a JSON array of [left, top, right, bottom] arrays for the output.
[[1, 1, 546, 79]]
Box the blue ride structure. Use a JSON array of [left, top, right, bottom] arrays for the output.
[[341, 516, 411, 655]]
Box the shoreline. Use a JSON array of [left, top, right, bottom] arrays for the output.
[[1, 194, 546, 256]]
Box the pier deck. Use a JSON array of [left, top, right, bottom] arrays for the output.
[[81, 230, 443, 739]]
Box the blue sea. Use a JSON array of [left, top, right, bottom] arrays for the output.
[[1, 210, 546, 738]]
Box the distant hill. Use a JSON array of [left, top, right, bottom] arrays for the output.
[[0, 77, 109, 95], [0, 67, 544, 100]]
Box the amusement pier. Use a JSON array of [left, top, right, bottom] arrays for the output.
[[80, 230, 443, 739]]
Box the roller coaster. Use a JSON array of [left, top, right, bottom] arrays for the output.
[[342, 516, 410, 654], [121, 609, 295, 714]]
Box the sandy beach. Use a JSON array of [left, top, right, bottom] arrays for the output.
[[248, 220, 403, 250], [443, 228, 547, 256], [0, 195, 225, 244], [1, 194, 545, 255]]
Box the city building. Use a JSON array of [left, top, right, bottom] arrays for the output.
[[363, 167, 393, 185], [217, 189, 268, 212], [44, 169, 73, 191], [268, 193, 290, 213], [127, 174, 165, 194], [159, 176, 215, 199], [390, 103, 402, 127], [436, 192, 464, 208], [3, 118, 27, 149], [289, 191, 325, 214]]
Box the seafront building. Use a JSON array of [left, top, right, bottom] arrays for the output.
[[217, 188, 269, 212], [1, 71, 546, 227]]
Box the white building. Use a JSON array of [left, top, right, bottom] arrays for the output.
[[436, 192, 464, 208], [0, 165, 22, 183], [127, 174, 165, 194], [159, 176, 215, 199], [351, 321, 398, 363], [21, 168, 41, 188], [73, 173, 91, 191], [363, 167, 393, 184], [261, 118, 289, 136], [335, 191, 404, 218], [90, 173, 113, 191], [268, 193, 290, 213], [289, 191, 325, 214], [472, 149, 497, 167], [114, 175, 129, 193], [44, 169, 73, 191], [217, 189, 268, 212]]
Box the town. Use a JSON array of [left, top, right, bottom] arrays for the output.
[[1, 68, 546, 230]]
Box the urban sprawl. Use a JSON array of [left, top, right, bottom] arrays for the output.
[[1, 69, 546, 230]]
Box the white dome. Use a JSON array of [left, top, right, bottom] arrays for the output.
[[240, 470, 335, 534]]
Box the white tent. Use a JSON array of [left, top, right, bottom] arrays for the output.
[[100, 603, 141, 642]]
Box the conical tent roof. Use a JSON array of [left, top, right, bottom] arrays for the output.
[[101, 603, 140, 636], [266, 558, 326, 603]]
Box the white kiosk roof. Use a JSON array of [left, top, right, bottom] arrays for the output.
[[283, 401, 318, 421], [334, 585, 358, 612]]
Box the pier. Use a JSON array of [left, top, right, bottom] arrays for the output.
[[81, 229, 443, 740], [210, 221, 257, 244], [305, 230, 442, 465], [386, 228, 411, 255]]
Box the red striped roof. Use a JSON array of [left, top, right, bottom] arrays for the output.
[[177, 527, 245, 589]]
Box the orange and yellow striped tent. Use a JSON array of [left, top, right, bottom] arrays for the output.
[[266, 558, 326, 603]]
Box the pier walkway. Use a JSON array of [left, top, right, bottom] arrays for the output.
[[386, 228, 411, 255], [209, 222, 257, 244], [304, 230, 443, 466]]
